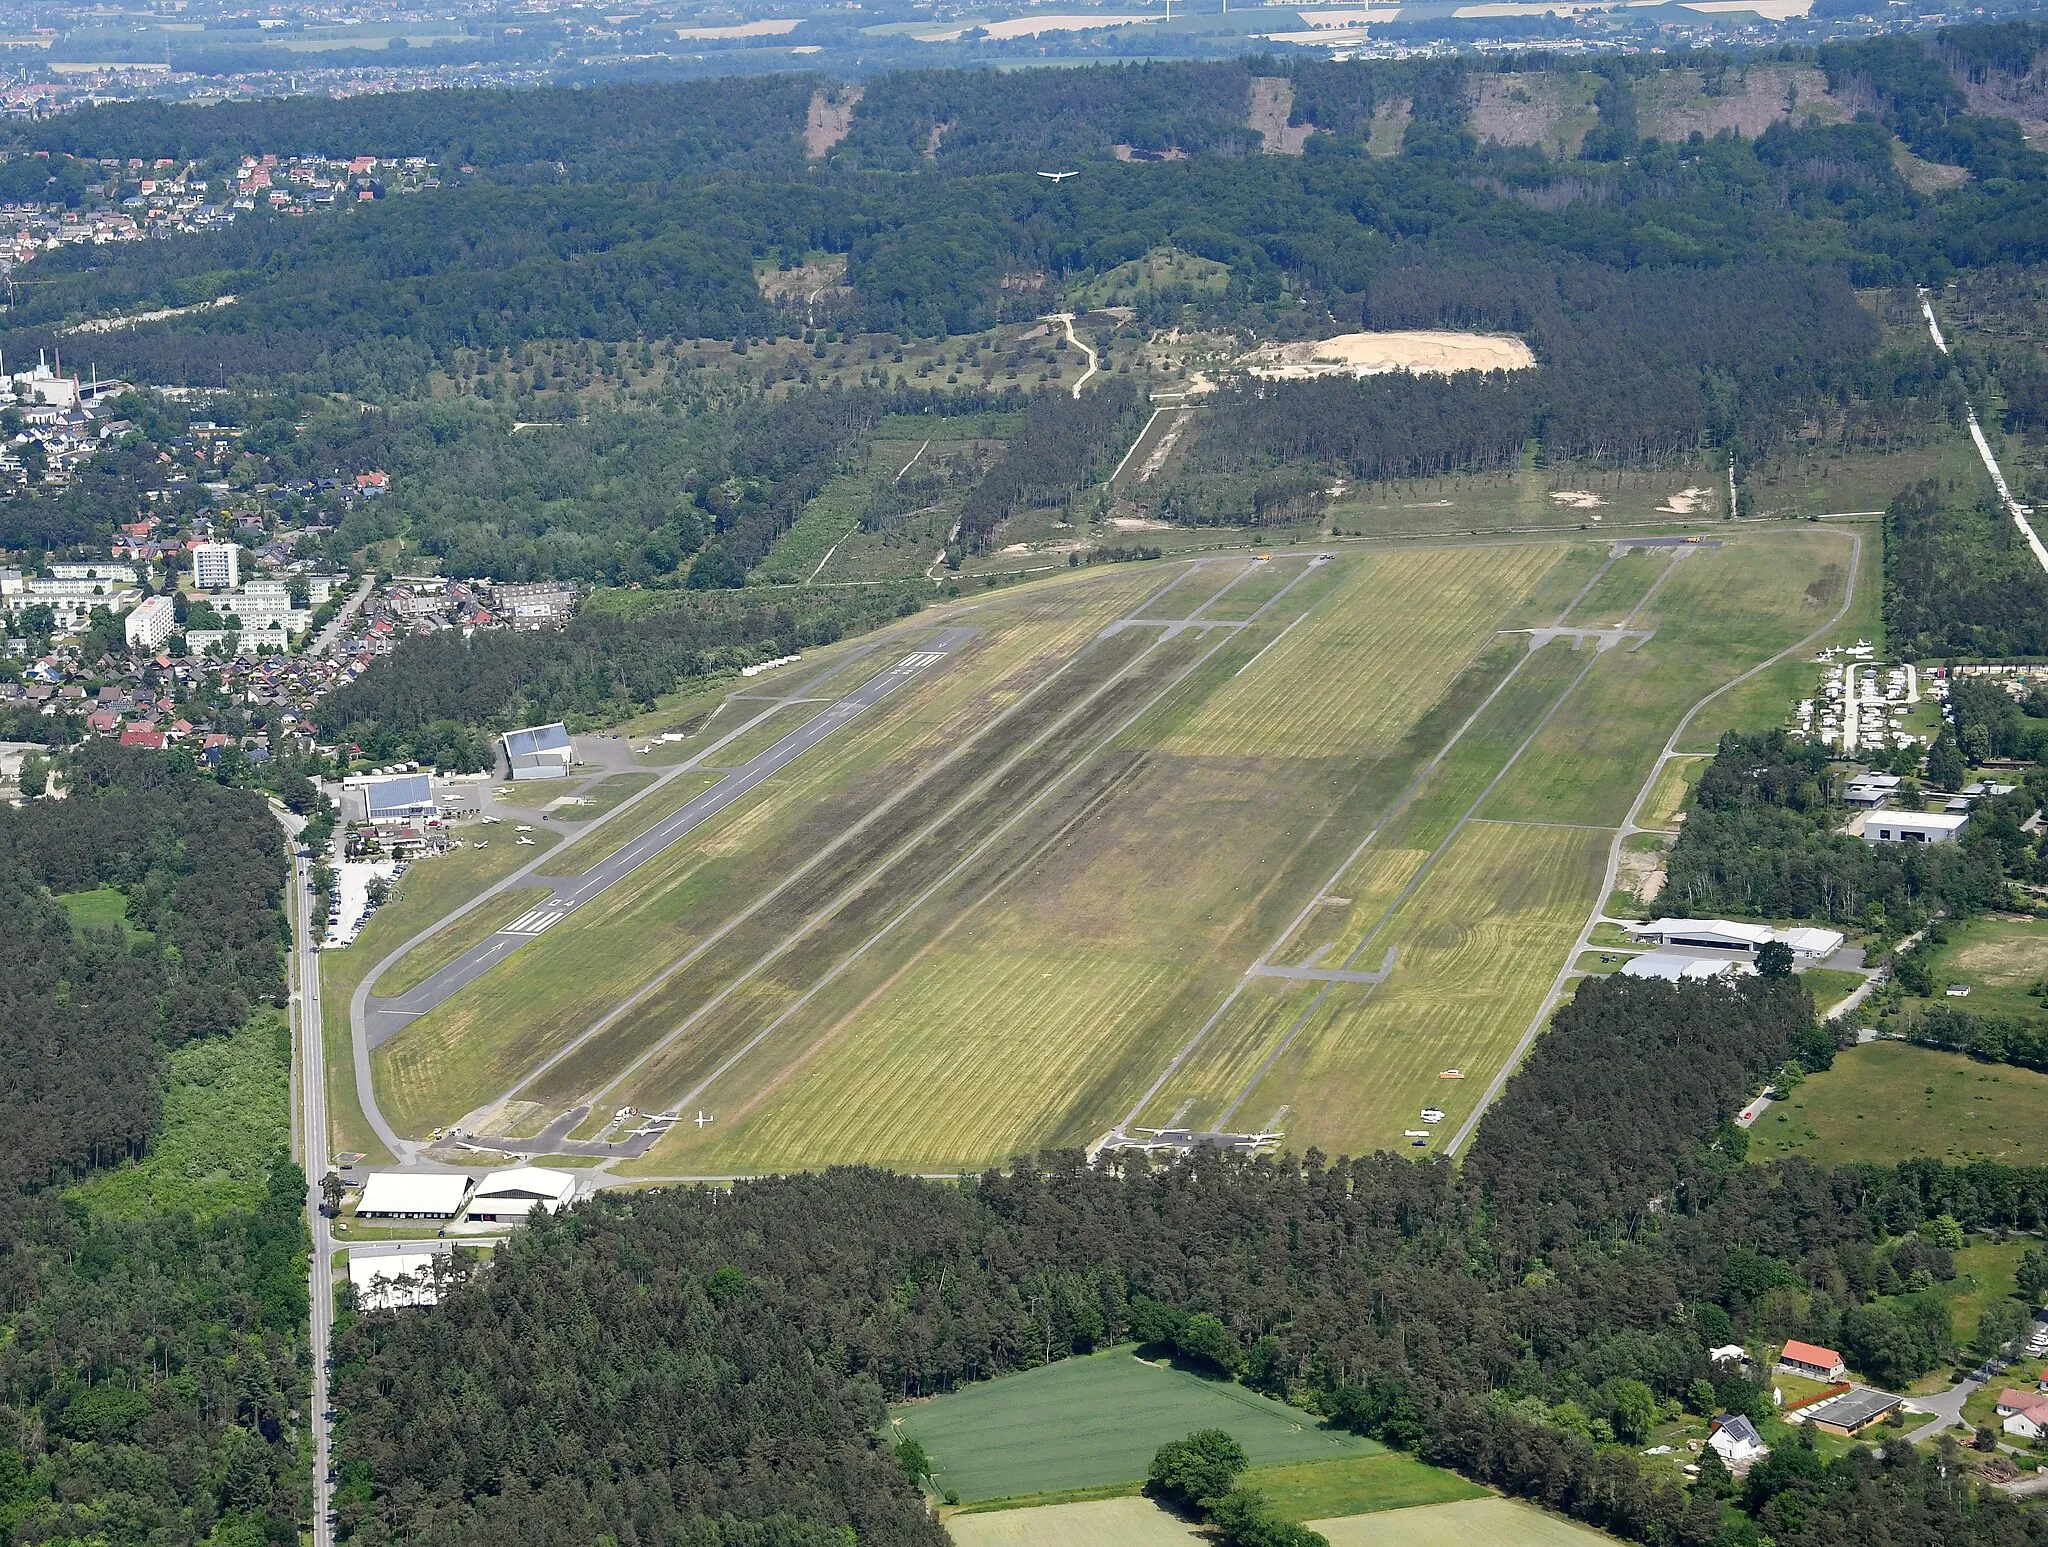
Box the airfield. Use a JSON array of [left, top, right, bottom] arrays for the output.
[[351, 524, 1863, 1175]]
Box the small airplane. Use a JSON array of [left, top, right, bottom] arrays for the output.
[[515, 824, 533, 832], [1037, 170, 1080, 183], [475, 840, 488, 848], [516, 837, 535, 846], [1420, 1107, 1446, 1124]]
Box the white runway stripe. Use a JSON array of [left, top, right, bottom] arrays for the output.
[[503, 908, 566, 936]]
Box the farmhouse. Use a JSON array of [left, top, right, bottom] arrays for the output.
[[1862, 812, 1969, 846], [1799, 1387, 1903, 1436], [502, 721, 575, 780], [355, 1171, 472, 1219], [463, 1166, 578, 1222], [1778, 1340, 1847, 1380], [1707, 1415, 1768, 1470]]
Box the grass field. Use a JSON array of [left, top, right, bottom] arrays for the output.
[[1801, 968, 1866, 1016], [59, 884, 148, 942], [71, 1013, 289, 1220], [945, 1495, 1612, 1547], [363, 523, 1850, 1170], [891, 1347, 1372, 1504], [1746, 1041, 2048, 1166], [324, 830, 562, 1161], [1322, 458, 1725, 540], [551, 771, 655, 822], [1908, 917, 2048, 1016], [1315, 1498, 1619, 1547], [1237, 1453, 1486, 1520]]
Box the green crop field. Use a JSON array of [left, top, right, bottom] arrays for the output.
[[946, 1493, 1608, 1547], [890, 1347, 1373, 1504], [1747, 1041, 2048, 1167], [1237, 1453, 1487, 1521]]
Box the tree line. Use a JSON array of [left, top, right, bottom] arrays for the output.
[[1886, 479, 2048, 660], [1663, 729, 2034, 930], [955, 377, 1142, 553], [0, 741, 306, 1547], [314, 583, 924, 760], [330, 968, 2048, 1547]]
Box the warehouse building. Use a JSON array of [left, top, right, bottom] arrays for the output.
[[463, 1167, 578, 1223], [353, 1172, 473, 1220], [1863, 811, 1969, 845]]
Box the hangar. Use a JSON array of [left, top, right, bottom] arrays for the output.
[[463, 1166, 578, 1223], [361, 772, 437, 825], [354, 1171, 472, 1219], [502, 722, 574, 780]]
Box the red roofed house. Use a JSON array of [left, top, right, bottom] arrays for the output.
[[1779, 1341, 1847, 1381], [119, 727, 165, 750], [1998, 1390, 2048, 1439], [86, 709, 121, 735]]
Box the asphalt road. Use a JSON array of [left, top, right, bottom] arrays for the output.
[[364, 630, 976, 1047], [286, 828, 336, 1547]]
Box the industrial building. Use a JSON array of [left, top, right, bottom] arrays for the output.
[[347, 1245, 449, 1310], [502, 722, 575, 780], [1627, 920, 1845, 962], [1862, 812, 1969, 846], [353, 1172, 473, 1219]]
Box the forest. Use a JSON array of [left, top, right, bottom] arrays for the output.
[[1885, 480, 2048, 661], [331, 971, 2048, 1547], [1662, 730, 2036, 929], [0, 743, 306, 1547]]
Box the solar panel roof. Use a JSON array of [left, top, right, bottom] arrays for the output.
[[363, 772, 434, 817], [502, 723, 572, 759]]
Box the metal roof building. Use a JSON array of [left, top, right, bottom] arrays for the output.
[[361, 772, 437, 824], [463, 1166, 578, 1222], [502, 722, 574, 780]]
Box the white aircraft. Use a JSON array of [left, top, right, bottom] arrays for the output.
[[516, 824, 533, 832], [1037, 170, 1080, 183], [517, 837, 535, 846], [475, 840, 489, 849]]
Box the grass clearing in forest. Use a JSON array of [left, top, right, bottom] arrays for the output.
[[71, 1013, 290, 1220], [59, 885, 148, 942], [1746, 1041, 2048, 1167], [892, 1347, 1372, 1505]]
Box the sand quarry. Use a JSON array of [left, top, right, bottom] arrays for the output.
[[1242, 330, 1536, 380]]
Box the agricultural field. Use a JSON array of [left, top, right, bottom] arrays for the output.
[[358, 525, 1855, 1174], [945, 1494, 1607, 1547], [1746, 1041, 2048, 1167], [891, 1346, 1372, 1505]]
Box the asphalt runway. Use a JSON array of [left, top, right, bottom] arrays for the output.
[[364, 629, 976, 1047]]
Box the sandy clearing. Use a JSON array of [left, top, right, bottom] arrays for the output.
[[676, 18, 800, 38], [1138, 411, 1190, 483], [1249, 77, 1314, 155], [1549, 491, 1606, 509], [1109, 517, 1173, 530], [805, 86, 861, 158], [1242, 330, 1534, 380], [1658, 487, 1712, 514]]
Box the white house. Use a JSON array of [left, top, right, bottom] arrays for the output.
[[1998, 1390, 2048, 1439], [354, 1171, 472, 1219], [1708, 1415, 1769, 1470], [1862, 812, 1969, 846], [1779, 1340, 1847, 1381], [463, 1166, 578, 1223]]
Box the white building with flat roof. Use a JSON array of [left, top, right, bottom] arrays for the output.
[[354, 1172, 472, 1219], [1863, 811, 1969, 846], [124, 593, 175, 650], [1629, 919, 1844, 962], [347, 1246, 448, 1310], [191, 541, 239, 590]]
